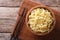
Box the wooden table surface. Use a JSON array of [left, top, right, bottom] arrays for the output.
[[0, 0, 60, 40]]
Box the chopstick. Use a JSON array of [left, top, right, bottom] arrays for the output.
[[10, 8, 27, 40]]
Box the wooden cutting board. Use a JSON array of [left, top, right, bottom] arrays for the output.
[[13, 0, 60, 40]]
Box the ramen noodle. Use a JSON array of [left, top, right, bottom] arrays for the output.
[[28, 8, 53, 33]]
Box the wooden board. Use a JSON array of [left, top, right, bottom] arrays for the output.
[[0, 0, 60, 7], [0, 33, 11, 40], [0, 0, 21, 7], [0, 7, 18, 18], [11, 0, 60, 40], [18, 10, 60, 40], [0, 7, 18, 33]]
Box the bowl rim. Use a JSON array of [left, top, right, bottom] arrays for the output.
[[25, 5, 56, 36]]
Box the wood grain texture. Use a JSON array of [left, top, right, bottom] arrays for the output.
[[0, 20, 14, 33], [0, 0, 60, 7], [0, 0, 60, 40], [0, 7, 18, 33], [0, 33, 11, 40], [34, 0, 60, 7], [0, 7, 18, 18], [0, 0, 22, 7], [0, 7, 60, 33]]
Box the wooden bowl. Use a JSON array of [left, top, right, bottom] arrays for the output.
[[25, 5, 56, 36]]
